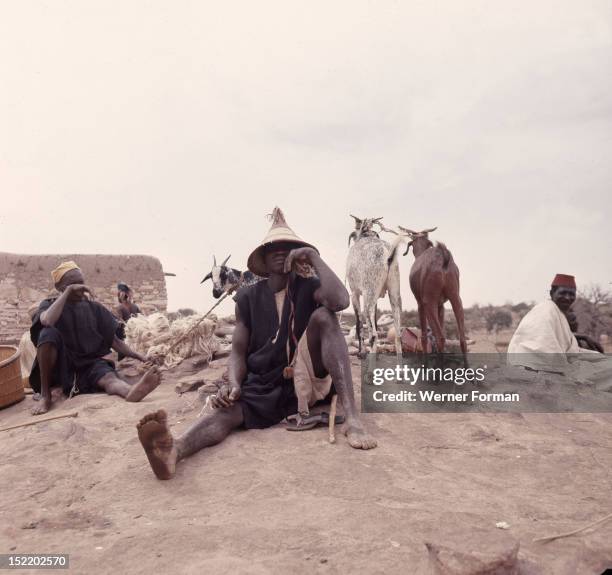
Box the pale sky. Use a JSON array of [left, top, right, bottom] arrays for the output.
[[1, 1, 611, 315]]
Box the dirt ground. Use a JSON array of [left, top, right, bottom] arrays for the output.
[[1, 356, 612, 575]]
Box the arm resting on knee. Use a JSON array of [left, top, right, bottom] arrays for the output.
[[310, 254, 350, 312]]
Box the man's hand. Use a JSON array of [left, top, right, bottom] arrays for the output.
[[41, 283, 93, 326], [67, 284, 94, 299], [211, 383, 241, 408], [576, 334, 604, 353], [133, 352, 148, 363], [283, 247, 318, 273]]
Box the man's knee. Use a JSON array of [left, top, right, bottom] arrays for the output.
[[97, 371, 123, 393], [36, 327, 63, 357], [308, 306, 340, 332]]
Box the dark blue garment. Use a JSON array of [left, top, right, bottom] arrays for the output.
[[234, 273, 321, 429]]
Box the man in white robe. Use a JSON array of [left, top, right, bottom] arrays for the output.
[[508, 274, 609, 385]]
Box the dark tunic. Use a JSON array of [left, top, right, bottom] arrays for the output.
[[234, 273, 321, 429], [29, 298, 119, 396], [115, 302, 141, 360]]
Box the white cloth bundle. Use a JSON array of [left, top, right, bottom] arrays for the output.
[[18, 331, 36, 379]]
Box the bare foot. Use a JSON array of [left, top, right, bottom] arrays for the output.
[[343, 419, 377, 450], [31, 396, 51, 416], [136, 409, 177, 480], [126, 367, 161, 402]]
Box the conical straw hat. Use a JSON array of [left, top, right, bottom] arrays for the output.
[[247, 207, 318, 277]]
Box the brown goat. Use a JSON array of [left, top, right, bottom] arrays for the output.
[[400, 226, 467, 357]]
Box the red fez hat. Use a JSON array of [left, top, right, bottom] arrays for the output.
[[551, 274, 576, 289]]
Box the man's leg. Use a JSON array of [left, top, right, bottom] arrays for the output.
[[97, 366, 161, 402], [32, 342, 57, 415], [306, 306, 377, 449], [136, 405, 243, 479]]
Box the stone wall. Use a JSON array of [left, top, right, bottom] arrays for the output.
[[0, 253, 167, 343]]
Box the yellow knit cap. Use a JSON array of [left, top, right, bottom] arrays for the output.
[[51, 261, 80, 285]]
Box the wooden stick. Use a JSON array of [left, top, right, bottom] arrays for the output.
[[0, 411, 78, 433], [328, 395, 338, 444], [533, 511, 612, 543]]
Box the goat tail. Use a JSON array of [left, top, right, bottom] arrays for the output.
[[436, 242, 452, 269], [386, 234, 404, 266]]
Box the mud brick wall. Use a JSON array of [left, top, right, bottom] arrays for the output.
[[0, 253, 167, 343]]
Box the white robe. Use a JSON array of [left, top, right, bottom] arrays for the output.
[[508, 299, 599, 373]]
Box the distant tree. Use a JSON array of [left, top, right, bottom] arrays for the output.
[[177, 308, 197, 317], [511, 302, 531, 314], [401, 309, 419, 327], [574, 284, 611, 339], [486, 309, 513, 334], [444, 319, 460, 340], [510, 301, 533, 321], [580, 284, 611, 307]]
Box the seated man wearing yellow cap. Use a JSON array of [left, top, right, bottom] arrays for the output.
[[137, 208, 376, 480], [29, 261, 162, 415]]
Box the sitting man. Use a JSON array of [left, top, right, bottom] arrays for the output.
[[114, 282, 141, 322], [508, 274, 600, 372], [137, 208, 377, 480], [29, 261, 162, 415], [113, 282, 142, 361]]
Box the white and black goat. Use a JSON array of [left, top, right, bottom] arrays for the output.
[[346, 216, 403, 358], [201, 255, 261, 298]]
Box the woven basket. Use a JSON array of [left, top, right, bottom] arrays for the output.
[[0, 345, 24, 409]]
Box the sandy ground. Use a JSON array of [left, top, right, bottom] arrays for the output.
[[1, 356, 612, 575]]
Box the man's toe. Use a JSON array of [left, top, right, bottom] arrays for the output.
[[365, 435, 377, 448]]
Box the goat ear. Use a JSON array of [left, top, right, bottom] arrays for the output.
[[221, 254, 231, 267], [200, 272, 212, 284], [350, 214, 362, 226], [373, 217, 383, 223], [403, 241, 413, 256], [348, 231, 357, 246]]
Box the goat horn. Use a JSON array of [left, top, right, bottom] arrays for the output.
[[377, 222, 398, 235], [403, 241, 413, 256], [213, 255, 217, 266], [349, 214, 362, 222], [421, 227, 438, 234], [221, 254, 231, 267], [398, 226, 418, 235], [200, 272, 212, 284], [373, 217, 383, 222]]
